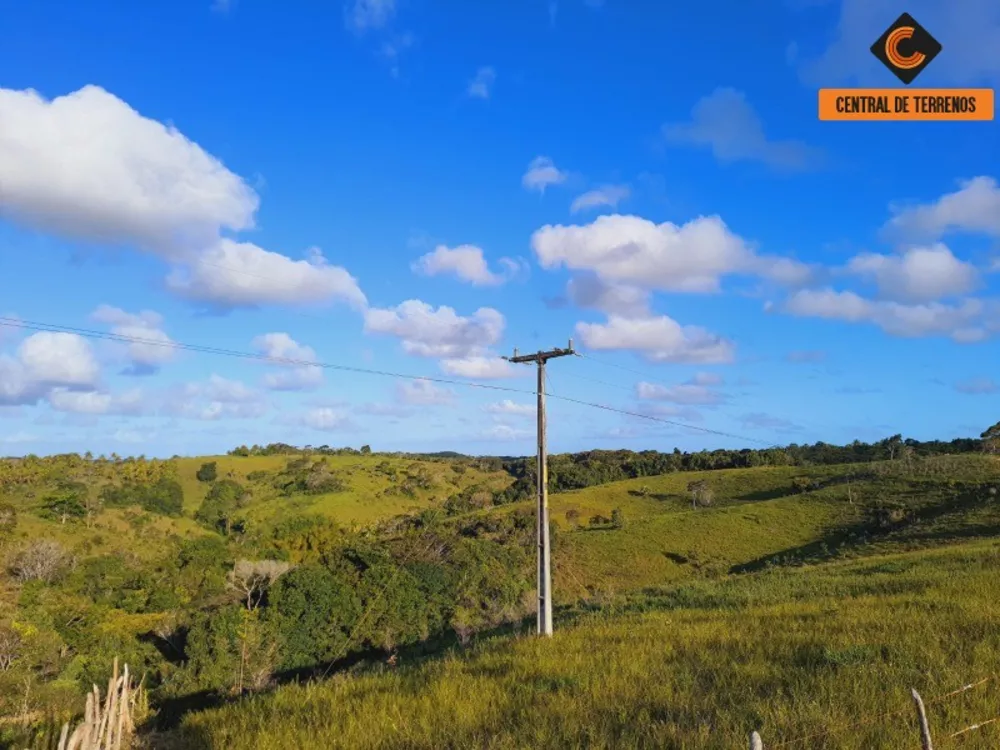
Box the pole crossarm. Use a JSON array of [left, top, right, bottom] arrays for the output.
[[504, 344, 575, 365]]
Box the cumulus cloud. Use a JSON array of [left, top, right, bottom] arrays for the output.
[[664, 88, 822, 172], [467, 67, 496, 99], [251, 332, 323, 391], [91, 304, 174, 375], [440, 355, 517, 379], [0, 332, 102, 406], [0, 85, 257, 257], [0, 85, 365, 312], [566, 274, 650, 317], [412, 245, 521, 286], [846, 244, 979, 302], [784, 288, 989, 341], [577, 315, 735, 364], [532, 214, 811, 294], [364, 300, 504, 358], [570, 184, 631, 213], [167, 241, 366, 310], [163, 373, 267, 421], [299, 407, 357, 431], [396, 378, 454, 405], [882, 177, 1000, 242], [522, 156, 567, 193], [47, 387, 144, 415]]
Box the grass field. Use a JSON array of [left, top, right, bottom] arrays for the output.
[[173, 454, 511, 526], [170, 538, 1000, 749], [163, 454, 1000, 749]]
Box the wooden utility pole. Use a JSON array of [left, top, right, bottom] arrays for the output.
[[504, 340, 575, 636]]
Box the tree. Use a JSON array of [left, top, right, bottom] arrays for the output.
[[9, 540, 67, 583], [196, 461, 218, 482], [687, 480, 713, 509], [0, 625, 22, 671], [197, 480, 249, 535], [44, 481, 88, 524], [268, 564, 361, 670], [982, 421, 1000, 455], [360, 445, 372, 455], [227, 560, 293, 611]]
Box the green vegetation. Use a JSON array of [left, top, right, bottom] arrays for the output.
[[0, 437, 997, 749]]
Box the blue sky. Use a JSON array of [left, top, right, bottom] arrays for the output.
[[0, 0, 998, 458]]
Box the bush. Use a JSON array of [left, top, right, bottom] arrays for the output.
[[196, 462, 218, 482], [9, 540, 67, 583], [611, 508, 625, 529]]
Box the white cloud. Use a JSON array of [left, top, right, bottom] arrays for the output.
[[364, 300, 504, 358], [883, 177, 1000, 242], [47, 387, 144, 415], [0, 85, 365, 313], [570, 184, 631, 213], [955, 377, 998, 395], [167, 241, 366, 310], [91, 304, 175, 374], [566, 274, 650, 317], [412, 244, 517, 286], [799, 0, 1000, 87], [0, 85, 257, 258], [355, 402, 414, 418], [637, 403, 704, 422], [741, 412, 801, 431], [484, 400, 535, 417], [19, 332, 100, 388], [577, 315, 736, 364], [846, 244, 979, 302], [440, 355, 517, 379], [784, 288, 989, 341], [251, 332, 323, 391], [532, 214, 811, 294], [396, 379, 455, 405], [664, 88, 822, 172], [300, 407, 355, 431], [467, 67, 496, 99], [636, 381, 725, 405], [522, 156, 567, 194], [164, 374, 267, 421], [346, 0, 396, 32]]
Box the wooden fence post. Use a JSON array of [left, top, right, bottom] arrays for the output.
[[750, 730, 763, 749], [911, 688, 934, 750]]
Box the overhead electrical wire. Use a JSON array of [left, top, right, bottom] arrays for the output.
[[0, 316, 774, 446]]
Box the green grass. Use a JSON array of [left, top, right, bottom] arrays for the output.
[[173, 455, 511, 526], [171, 538, 1000, 749], [162, 454, 1000, 749]]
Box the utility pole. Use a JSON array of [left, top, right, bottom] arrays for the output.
[[504, 339, 575, 636]]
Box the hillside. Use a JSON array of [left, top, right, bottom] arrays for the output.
[[1, 447, 999, 749]]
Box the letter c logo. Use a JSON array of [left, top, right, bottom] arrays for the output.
[[885, 26, 925, 70]]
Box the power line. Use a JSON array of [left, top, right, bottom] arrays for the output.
[[0, 316, 774, 445]]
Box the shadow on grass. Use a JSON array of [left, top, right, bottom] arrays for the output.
[[731, 486, 998, 574]]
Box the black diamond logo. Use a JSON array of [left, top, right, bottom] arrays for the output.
[[870, 13, 942, 85]]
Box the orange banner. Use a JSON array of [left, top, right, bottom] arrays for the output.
[[819, 88, 994, 121]]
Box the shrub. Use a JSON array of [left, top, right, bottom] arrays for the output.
[[196, 462, 218, 482], [611, 508, 625, 529], [9, 540, 67, 583]]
